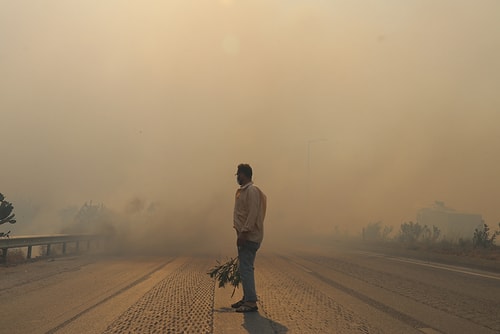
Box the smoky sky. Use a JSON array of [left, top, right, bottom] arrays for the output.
[[1, 1, 499, 242]]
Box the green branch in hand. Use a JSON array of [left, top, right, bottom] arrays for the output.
[[207, 257, 241, 297]]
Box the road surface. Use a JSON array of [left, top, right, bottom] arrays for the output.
[[1, 245, 499, 333]]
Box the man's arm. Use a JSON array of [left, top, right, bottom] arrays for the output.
[[238, 187, 261, 244]]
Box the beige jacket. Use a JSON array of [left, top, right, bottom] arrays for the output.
[[233, 182, 267, 243]]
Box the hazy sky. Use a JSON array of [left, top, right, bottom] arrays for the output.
[[1, 1, 499, 243]]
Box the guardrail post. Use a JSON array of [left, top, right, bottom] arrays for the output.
[[62, 242, 67, 255], [1, 248, 7, 264], [47, 244, 51, 256], [27, 246, 32, 259]]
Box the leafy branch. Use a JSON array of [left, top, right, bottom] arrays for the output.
[[207, 257, 241, 297], [0, 193, 16, 233]]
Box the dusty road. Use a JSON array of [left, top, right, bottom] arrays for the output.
[[1, 245, 499, 334]]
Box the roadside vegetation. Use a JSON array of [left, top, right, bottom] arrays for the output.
[[1, 198, 112, 266], [0, 192, 16, 238], [0, 192, 21, 265], [361, 220, 500, 262]]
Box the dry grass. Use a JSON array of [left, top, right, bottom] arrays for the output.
[[4, 248, 27, 266], [467, 247, 500, 261]]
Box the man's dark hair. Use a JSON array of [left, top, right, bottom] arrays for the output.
[[237, 164, 253, 179]]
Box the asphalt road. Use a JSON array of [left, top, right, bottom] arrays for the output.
[[1, 245, 499, 334]]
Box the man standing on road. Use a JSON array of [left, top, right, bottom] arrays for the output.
[[232, 163, 267, 313]]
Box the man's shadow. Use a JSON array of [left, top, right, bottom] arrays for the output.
[[242, 311, 288, 334]]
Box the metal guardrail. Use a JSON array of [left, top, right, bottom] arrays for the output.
[[0, 234, 104, 263]]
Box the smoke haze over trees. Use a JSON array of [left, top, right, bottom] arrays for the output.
[[1, 1, 499, 251]]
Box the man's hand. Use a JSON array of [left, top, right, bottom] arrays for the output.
[[237, 232, 248, 246]]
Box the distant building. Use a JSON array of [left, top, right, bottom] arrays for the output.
[[416, 201, 483, 239]]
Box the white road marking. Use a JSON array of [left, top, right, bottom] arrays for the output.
[[376, 254, 500, 281], [359, 252, 500, 281]]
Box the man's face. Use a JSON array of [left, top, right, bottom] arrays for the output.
[[236, 172, 246, 186]]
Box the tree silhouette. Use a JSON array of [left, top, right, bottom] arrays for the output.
[[0, 193, 16, 238]]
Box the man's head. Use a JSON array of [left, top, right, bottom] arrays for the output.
[[236, 163, 253, 186]]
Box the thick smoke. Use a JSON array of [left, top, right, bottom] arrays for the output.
[[1, 1, 499, 249]]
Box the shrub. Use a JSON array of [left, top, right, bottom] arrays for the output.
[[399, 221, 423, 243], [399, 221, 440, 244], [362, 221, 393, 241], [0, 193, 16, 237], [472, 223, 500, 249], [422, 225, 441, 243]]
